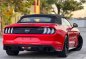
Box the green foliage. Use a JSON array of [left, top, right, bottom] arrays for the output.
[[4, 0, 34, 14], [0, 0, 34, 29], [54, 0, 85, 18], [0, 0, 34, 16], [40, 0, 86, 18], [61, 0, 83, 16], [40, 0, 56, 14], [80, 0, 86, 3]]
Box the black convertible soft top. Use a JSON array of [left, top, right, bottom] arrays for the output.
[[18, 14, 63, 24], [21, 14, 64, 18]]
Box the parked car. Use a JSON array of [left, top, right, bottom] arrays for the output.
[[3, 14, 83, 57]]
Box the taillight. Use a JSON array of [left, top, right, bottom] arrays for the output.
[[43, 28, 55, 34], [4, 27, 55, 34], [4, 28, 13, 34]]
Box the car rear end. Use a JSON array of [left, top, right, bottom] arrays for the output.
[[3, 15, 65, 54]]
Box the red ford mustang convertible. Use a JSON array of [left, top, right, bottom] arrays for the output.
[[3, 14, 83, 57]]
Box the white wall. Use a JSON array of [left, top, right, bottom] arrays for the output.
[[69, 20, 86, 27]]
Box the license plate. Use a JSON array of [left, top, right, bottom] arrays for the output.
[[23, 37, 40, 42]]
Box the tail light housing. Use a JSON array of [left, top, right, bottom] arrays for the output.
[[4, 28, 13, 34], [4, 27, 55, 34], [43, 28, 55, 34]]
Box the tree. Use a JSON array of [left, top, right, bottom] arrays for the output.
[[80, 0, 86, 3], [40, 0, 56, 14], [55, 0, 86, 18], [0, 0, 34, 15], [40, 0, 86, 18], [4, 0, 34, 15], [0, 0, 34, 29]]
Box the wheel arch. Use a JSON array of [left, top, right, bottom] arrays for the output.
[[61, 34, 69, 51]]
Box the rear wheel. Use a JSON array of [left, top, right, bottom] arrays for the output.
[[6, 50, 19, 56], [58, 36, 69, 57], [73, 35, 83, 51]]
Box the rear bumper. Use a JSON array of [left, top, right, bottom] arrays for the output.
[[3, 34, 65, 51], [3, 44, 56, 52]]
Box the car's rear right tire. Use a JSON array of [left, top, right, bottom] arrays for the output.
[[6, 50, 19, 56], [73, 35, 83, 51]]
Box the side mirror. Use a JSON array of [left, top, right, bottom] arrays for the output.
[[73, 23, 78, 27]]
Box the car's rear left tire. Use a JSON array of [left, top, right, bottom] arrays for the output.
[[57, 36, 69, 57], [6, 50, 19, 56]]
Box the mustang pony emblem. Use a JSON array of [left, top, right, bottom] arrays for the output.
[[25, 29, 30, 33]]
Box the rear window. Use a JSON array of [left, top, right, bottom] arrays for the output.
[[18, 17, 55, 23], [18, 15, 62, 24], [20, 17, 52, 23]]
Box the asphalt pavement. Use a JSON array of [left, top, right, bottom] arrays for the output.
[[0, 28, 86, 59]]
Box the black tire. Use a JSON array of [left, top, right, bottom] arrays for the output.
[[58, 36, 69, 57], [6, 50, 19, 56], [73, 35, 83, 51]]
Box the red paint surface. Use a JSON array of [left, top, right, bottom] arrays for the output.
[[3, 23, 80, 51]]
